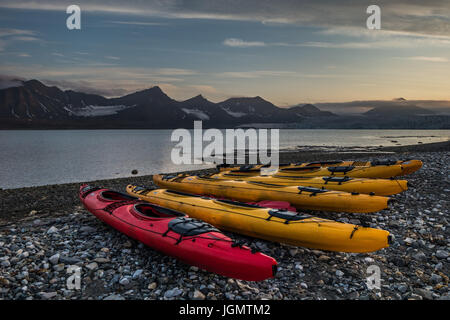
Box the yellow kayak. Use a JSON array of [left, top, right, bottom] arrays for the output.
[[218, 159, 422, 179], [208, 172, 408, 196], [152, 174, 391, 213], [127, 186, 393, 253]]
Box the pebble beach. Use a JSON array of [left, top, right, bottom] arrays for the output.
[[0, 141, 449, 300]]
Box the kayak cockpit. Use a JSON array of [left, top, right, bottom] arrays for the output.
[[132, 203, 185, 219], [99, 190, 138, 202]]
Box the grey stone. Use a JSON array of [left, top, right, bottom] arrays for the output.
[[435, 250, 448, 259], [132, 269, 143, 279], [119, 277, 130, 286], [46, 226, 59, 234], [225, 292, 235, 299], [398, 284, 408, 293], [104, 294, 125, 300], [79, 226, 96, 234], [59, 256, 82, 264], [164, 287, 182, 298], [414, 288, 433, 300], [85, 262, 98, 271], [412, 252, 427, 261], [49, 253, 60, 265], [430, 274, 442, 284], [193, 290, 206, 300], [1, 260, 10, 267], [335, 270, 344, 277], [53, 264, 65, 272], [38, 292, 57, 300]]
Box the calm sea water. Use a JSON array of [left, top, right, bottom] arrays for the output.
[[0, 129, 448, 189]]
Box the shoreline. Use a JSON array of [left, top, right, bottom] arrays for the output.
[[2, 127, 450, 130], [1, 140, 449, 225], [2, 140, 449, 192], [0, 140, 449, 300]]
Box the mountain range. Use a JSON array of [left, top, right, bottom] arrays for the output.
[[0, 79, 448, 129]]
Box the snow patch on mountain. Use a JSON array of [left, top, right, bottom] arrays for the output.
[[25, 104, 33, 118], [221, 107, 247, 118], [11, 107, 19, 118], [68, 105, 131, 117], [181, 108, 210, 120], [39, 102, 50, 113]]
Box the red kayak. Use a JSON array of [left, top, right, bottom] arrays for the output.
[[79, 185, 277, 281]]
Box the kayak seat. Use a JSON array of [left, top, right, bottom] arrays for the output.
[[297, 186, 328, 194], [351, 161, 369, 166], [167, 217, 219, 236], [371, 159, 397, 166], [131, 185, 154, 194], [322, 176, 352, 184], [267, 209, 311, 224], [100, 191, 138, 201], [327, 166, 355, 173], [134, 203, 185, 218]]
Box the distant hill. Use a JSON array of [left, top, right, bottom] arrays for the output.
[[364, 105, 435, 117], [0, 79, 447, 129], [0, 79, 308, 128], [288, 104, 336, 117]]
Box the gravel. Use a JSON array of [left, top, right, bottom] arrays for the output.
[[0, 144, 448, 300]]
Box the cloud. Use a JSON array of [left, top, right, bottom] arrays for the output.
[[218, 70, 296, 79], [402, 56, 448, 62], [0, 63, 201, 98], [217, 70, 343, 79], [189, 84, 219, 94], [223, 38, 266, 47], [0, 74, 25, 89], [314, 99, 450, 114], [106, 20, 167, 26], [12, 36, 40, 42], [41, 78, 132, 97], [17, 53, 31, 57], [225, 27, 450, 50], [1, 1, 449, 39], [105, 56, 120, 60], [154, 68, 197, 76], [0, 28, 36, 37], [0, 28, 40, 52]]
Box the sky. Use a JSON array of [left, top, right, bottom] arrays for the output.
[[0, 0, 449, 106]]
